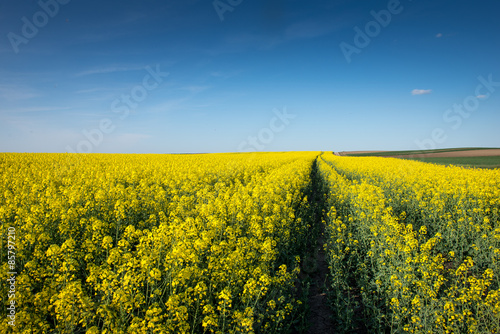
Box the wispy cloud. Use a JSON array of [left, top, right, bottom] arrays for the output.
[[204, 18, 341, 56], [73, 87, 119, 101], [180, 85, 210, 94], [147, 98, 190, 114], [0, 84, 41, 101], [208, 69, 245, 81], [0, 115, 84, 153], [477, 94, 487, 99], [75, 87, 108, 94], [411, 89, 432, 95], [436, 33, 443, 38], [285, 20, 336, 40], [75, 65, 145, 77], [210, 71, 224, 77], [4, 106, 73, 113]]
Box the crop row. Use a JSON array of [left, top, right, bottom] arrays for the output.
[[0, 152, 318, 333], [319, 152, 500, 333]]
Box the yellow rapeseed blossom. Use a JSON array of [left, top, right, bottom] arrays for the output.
[[0, 152, 318, 333], [319, 152, 500, 333]]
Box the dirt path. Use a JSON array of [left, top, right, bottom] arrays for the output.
[[306, 227, 335, 334], [303, 158, 336, 334]]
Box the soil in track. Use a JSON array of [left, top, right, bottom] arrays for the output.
[[294, 157, 369, 333], [300, 158, 336, 334], [305, 225, 334, 333]]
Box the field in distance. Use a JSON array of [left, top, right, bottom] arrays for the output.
[[337, 147, 500, 168]]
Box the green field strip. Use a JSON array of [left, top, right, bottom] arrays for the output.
[[344, 147, 499, 157]]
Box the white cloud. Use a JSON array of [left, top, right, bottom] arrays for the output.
[[411, 89, 432, 95], [436, 33, 443, 38], [477, 95, 487, 99]]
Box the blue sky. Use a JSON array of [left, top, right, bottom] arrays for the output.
[[1, 0, 499, 153]]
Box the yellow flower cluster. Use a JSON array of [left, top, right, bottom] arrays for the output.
[[0, 152, 318, 333], [319, 153, 500, 333]]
